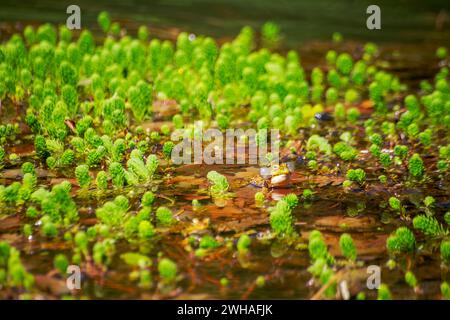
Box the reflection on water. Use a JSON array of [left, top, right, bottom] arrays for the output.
[[0, 0, 450, 45]]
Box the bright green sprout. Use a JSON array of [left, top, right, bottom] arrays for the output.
[[377, 284, 392, 300], [158, 258, 178, 283], [237, 234, 251, 253], [269, 200, 295, 237], [408, 153, 424, 178], [441, 240, 450, 264], [206, 171, 230, 198], [405, 271, 417, 289], [442, 282, 450, 300], [346, 168, 366, 184], [75, 164, 91, 189], [386, 227, 415, 254], [53, 254, 69, 274], [339, 233, 357, 261], [156, 206, 175, 226], [254, 191, 265, 203]]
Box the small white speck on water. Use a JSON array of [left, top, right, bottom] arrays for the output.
[[188, 33, 196, 41]]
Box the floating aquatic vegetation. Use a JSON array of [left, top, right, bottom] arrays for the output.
[[0, 8, 448, 301]]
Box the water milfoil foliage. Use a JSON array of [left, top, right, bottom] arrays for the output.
[[0, 11, 448, 300]]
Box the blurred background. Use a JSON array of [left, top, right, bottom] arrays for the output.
[[0, 0, 449, 46]]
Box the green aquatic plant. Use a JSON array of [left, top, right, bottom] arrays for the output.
[[442, 282, 450, 300], [254, 191, 265, 204], [156, 206, 175, 226], [206, 171, 230, 198], [386, 227, 416, 254], [405, 271, 418, 289], [96, 196, 129, 228], [333, 142, 358, 161], [93, 238, 116, 267], [75, 164, 91, 189], [302, 189, 314, 200], [109, 162, 125, 188], [378, 175, 387, 184], [389, 197, 404, 215], [0, 10, 449, 300], [283, 193, 299, 209], [196, 235, 217, 250], [307, 135, 332, 156], [138, 221, 155, 239], [346, 168, 366, 184], [30, 182, 79, 225], [336, 53, 353, 75], [141, 191, 155, 207], [379, 152, 392, 167], [237, 234, 251, 254], [97, 11, 111, 33], [53, 254, 69, 274], [162, 141, 175, 160], [308, 230, 332, 263], [269, 199, 295, 237], [445, 212, 450, 226], [412, 215, 446, 238], [408, 153, 425, 178], [436, 47, 448, 59], [339, 233, 357, 261], [377, 284, 392, 300], [0, 242, 34, 290], [158, 258, 178, 284], [423, 196, 435, 208], [307, 231, 336, 298], [441, 240, 450, 264], [95, 171, 108, 191]]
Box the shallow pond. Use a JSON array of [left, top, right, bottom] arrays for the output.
[[0, 1, 449, 300]]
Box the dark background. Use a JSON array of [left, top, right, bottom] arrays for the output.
[[0, 0, 449, 45]]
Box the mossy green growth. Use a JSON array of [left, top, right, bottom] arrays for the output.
[[141, 191, 155, 207], [388, 197, 402, 212], [269, 199, 295, 237], [339, 233, 357, 261], [237, 234, 251, 253], [308, 230, 332, 263], [158, 258, 178, 283], [377, 284, 392, 300], [156, 206, 175, 226], [138, 221, 155, 239], [413, 215, 447, 237], [441, 240, 450, 264], [41, 221, 58, 238], [254, 191, 265, 203], [75, 164, 91, 189], [53, 254, 69, 274], [441, 282, 450, 300], [206, 171, 230, 197], [283, 193, 299, 209], [199, 235, 219, 249], [405, 271, 417, 288], [346, 168, 366, 184], [386, 227, 415, 254], [408, 153, 424, 178], [306, 135, 332, 156]]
